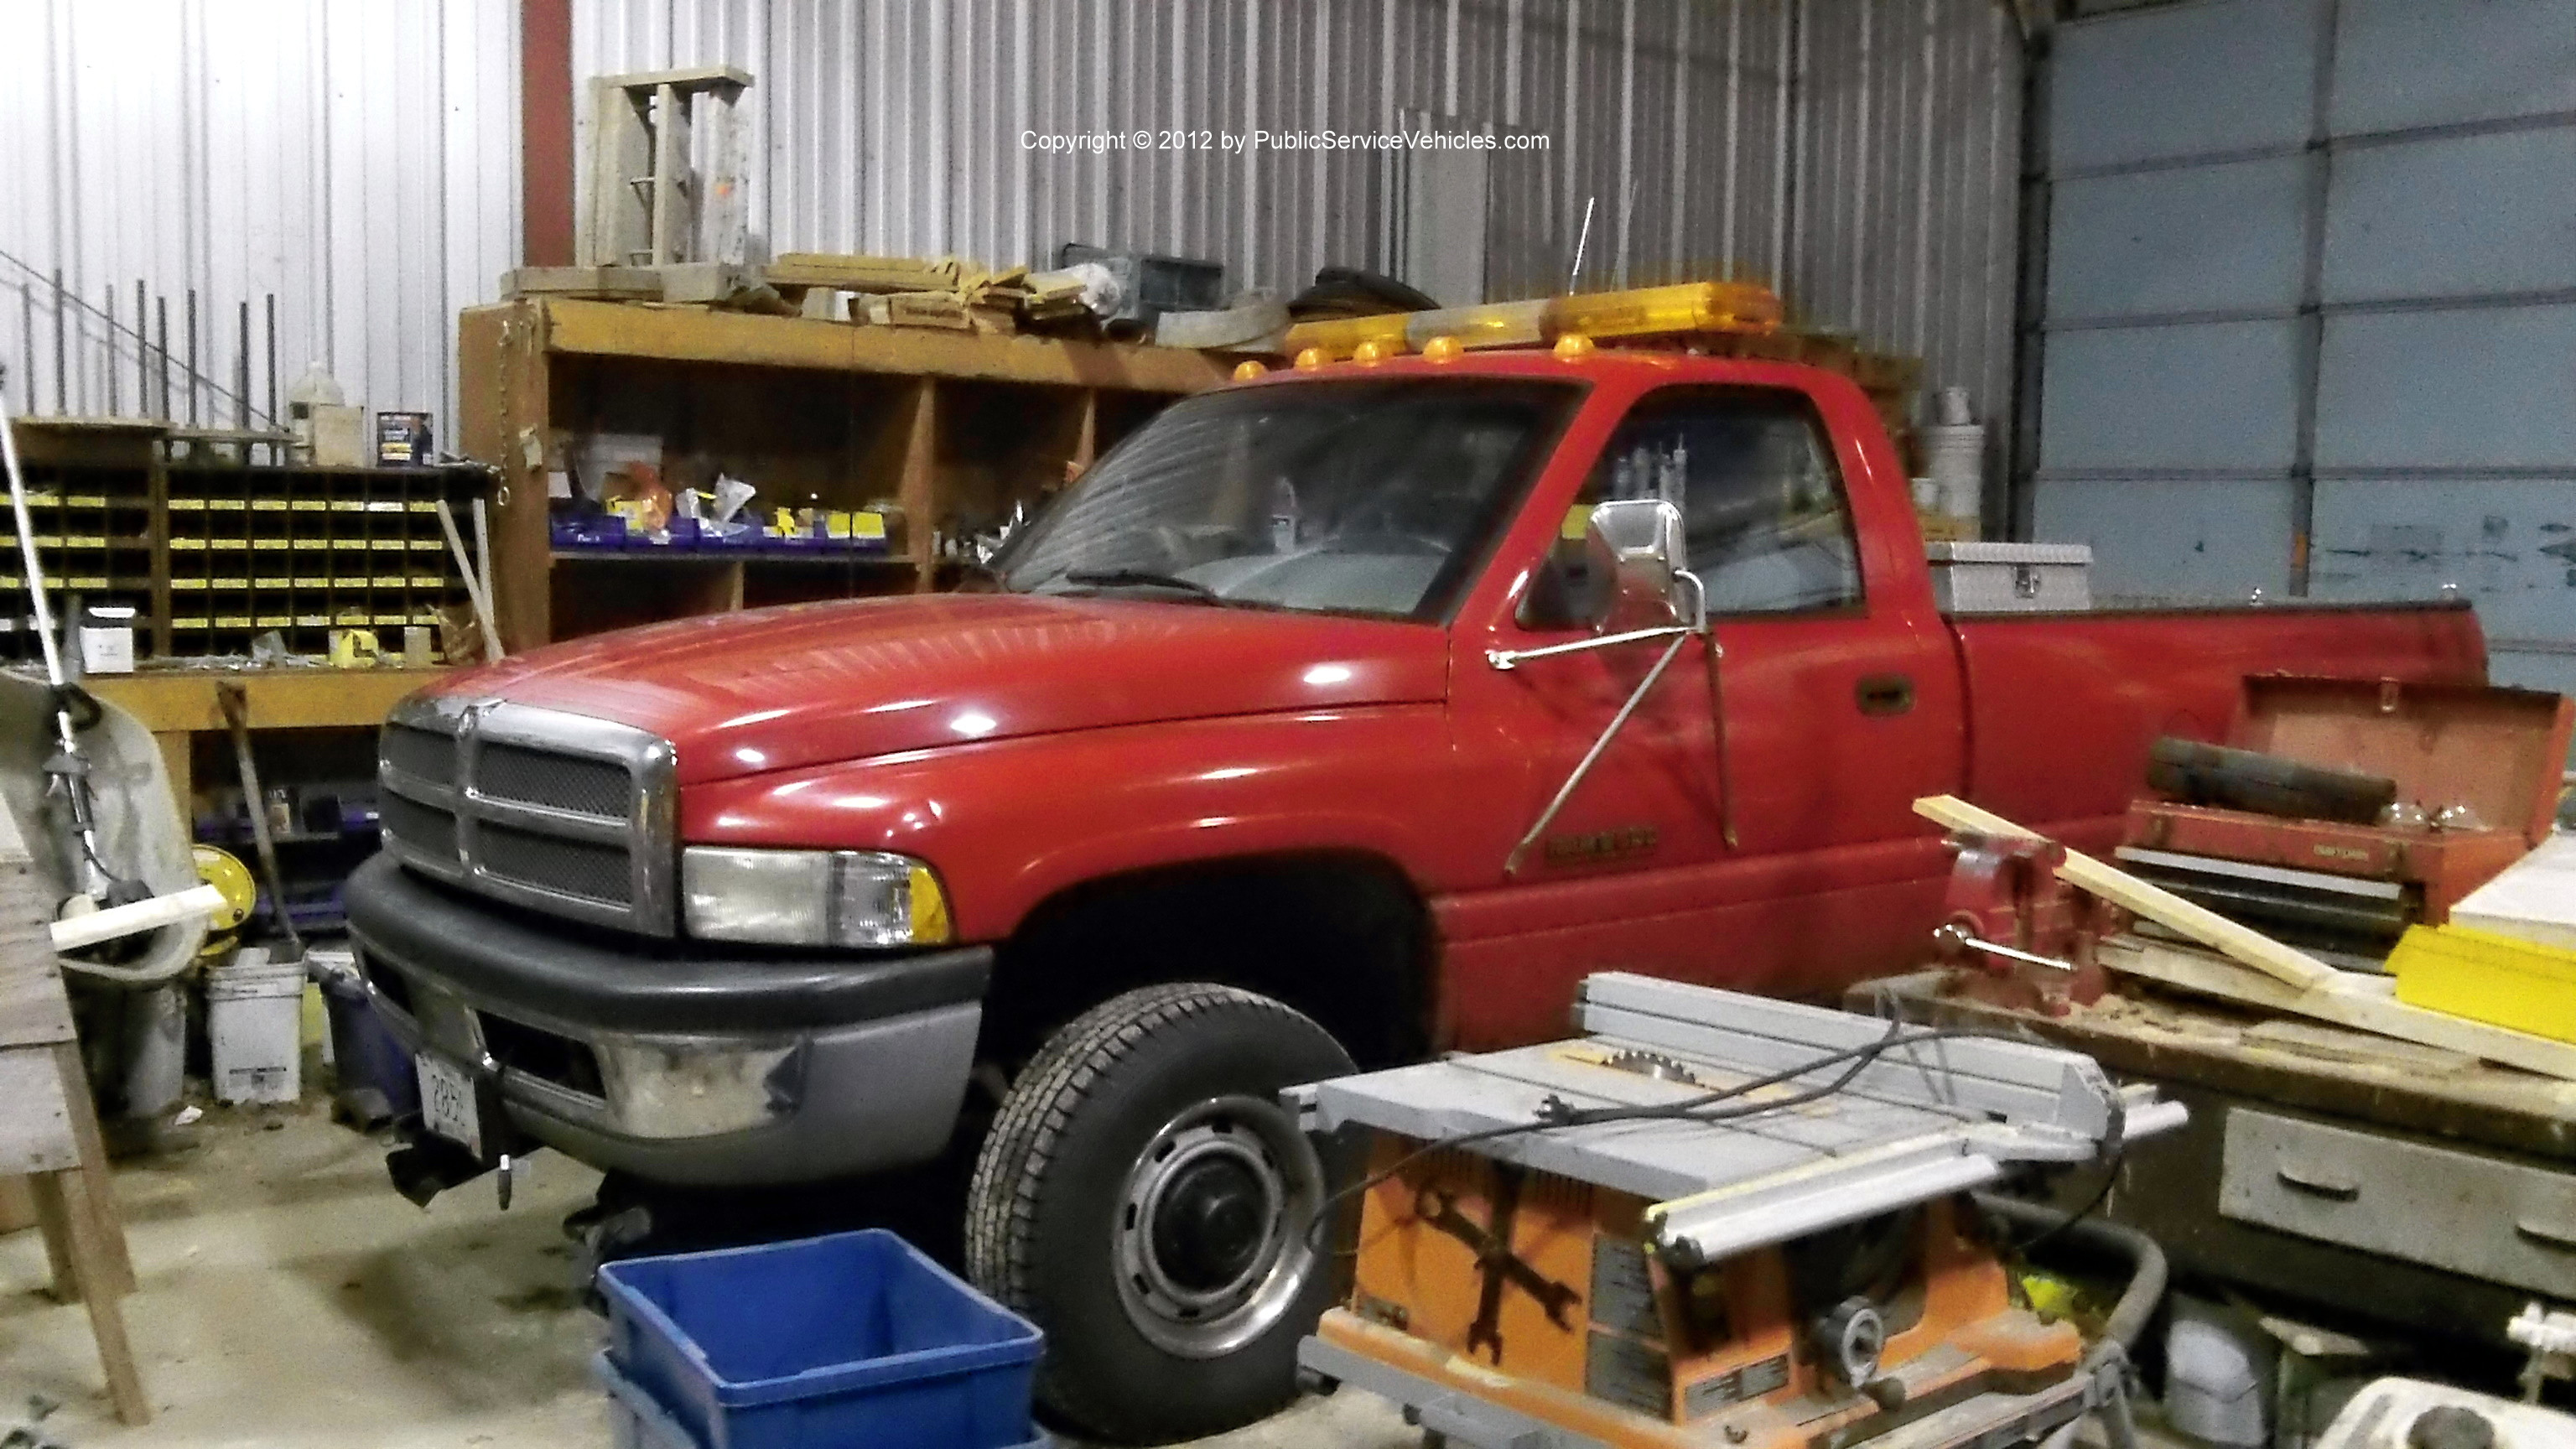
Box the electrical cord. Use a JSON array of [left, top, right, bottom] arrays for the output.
[[1303, 1019, 1991, 1254], [2007, 1149, 2126, 1256]]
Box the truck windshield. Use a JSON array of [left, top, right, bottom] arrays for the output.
[[995, 378, 1580, 621]]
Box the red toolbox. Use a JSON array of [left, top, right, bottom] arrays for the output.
[[2124, 676, 2573, 945]]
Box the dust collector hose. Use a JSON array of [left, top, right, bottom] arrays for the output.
[[1972, 1191, 2168, 1365]]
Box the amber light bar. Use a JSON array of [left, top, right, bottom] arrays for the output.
[[1281, 280, 1783, 361]]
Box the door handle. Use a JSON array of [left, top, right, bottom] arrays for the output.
[[1855, 673, 1914, 717], [2516, 1217, 2576, 1253], [2274, 1161, 2361, 1201]]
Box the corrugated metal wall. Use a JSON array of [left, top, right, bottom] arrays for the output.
[[2031, 0, 2576, 697], [575, 0, 2023, 421], [0, 0, 521, 449], [0, 1, 2023, 466]]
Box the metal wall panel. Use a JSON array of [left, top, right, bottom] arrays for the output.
[[2039, 322, 2302, 472], [2033, 477, 2297, 599], [2046, 157, 2306, 318], [2330, 0, 2576, 134], [2322, 127, 2576, 303], [2049, 0, 2317, 172], [574, 0, 2023, 416], [2315, 305, 2576, 473], [0, 0, 520, 449]]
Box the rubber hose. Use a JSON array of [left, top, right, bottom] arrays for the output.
[[1973, 1191, 2168, 1365]]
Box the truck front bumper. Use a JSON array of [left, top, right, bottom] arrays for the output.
[[345, 853, 989, 1187]]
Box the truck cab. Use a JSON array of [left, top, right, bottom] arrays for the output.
[[350, 335, 2480, 1442]]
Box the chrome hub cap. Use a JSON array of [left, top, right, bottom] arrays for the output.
[[1113, 1094, 1322, 1358]]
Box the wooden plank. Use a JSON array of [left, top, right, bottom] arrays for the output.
[[0, 1051, 77, 1173], [536, 298, 1232, 393], [2101, 937, 2576, 1082], [896, 381, 938, 595], [52, 1041, 134, 1299], [35, 1156, 149, 1424], [0, 850, 76, 1052], [768, 252, 961, 293], [458, 301, 553, 651], [1914, 794, 2337, 989], [85, 667, 444, 735]]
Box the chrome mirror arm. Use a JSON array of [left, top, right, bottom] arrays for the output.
[[1503, 627, 1701, 877], [1487, 624, 1697, 671]]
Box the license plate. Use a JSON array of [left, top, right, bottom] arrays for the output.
[[416, 1053, 483, 1158]]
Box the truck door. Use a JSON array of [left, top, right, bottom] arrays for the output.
[[1442, 382, 1963, 1046]]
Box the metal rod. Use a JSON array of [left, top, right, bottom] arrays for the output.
[[135, 280, 147, 411], [1, 386, 107, 890], [1504, 630, 1696, 876], [263, 293, 277, 461], [103, 287, 117, 414], [1488, 623, 1697, 672], [156, 295, 169, 418], [1567, 196, 1596, 293], [235, 299, 250, 439], [51, 269, 66, 413], [19, 283, 34, 413], [184, 290, 199, 424]]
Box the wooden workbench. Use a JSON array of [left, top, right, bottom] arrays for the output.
[[82, 667, 440, 810], [1855, 969, 2576, 1353]]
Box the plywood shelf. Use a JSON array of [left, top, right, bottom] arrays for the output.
[[460, 298, 1224, 648]]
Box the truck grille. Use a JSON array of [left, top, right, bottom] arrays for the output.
[[377, 698, 677, 935]]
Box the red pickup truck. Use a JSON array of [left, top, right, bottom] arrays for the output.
[[349, 348, 2480, 1441]]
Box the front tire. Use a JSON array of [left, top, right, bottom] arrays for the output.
[[965, 984, 1354, 1442]]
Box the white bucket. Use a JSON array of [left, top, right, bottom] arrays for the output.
[[208, 959, 307, 1104], [1922, 423, 1986, 523]]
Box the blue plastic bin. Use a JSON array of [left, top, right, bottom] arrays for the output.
[[596, 1228, 1042, 1449]]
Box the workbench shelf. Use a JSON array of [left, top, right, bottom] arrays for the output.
[[458, 298, 1233, 649], [5, 419, 494, 665]]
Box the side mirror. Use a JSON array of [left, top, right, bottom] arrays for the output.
[[1584, 498, 1704, 633]]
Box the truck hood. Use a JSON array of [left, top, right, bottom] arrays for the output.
[[427, 593, 1450, 785]]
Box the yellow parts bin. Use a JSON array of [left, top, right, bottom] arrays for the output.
[[2391, 923, 2576, 1046]]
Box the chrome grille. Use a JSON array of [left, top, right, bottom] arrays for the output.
[[377, 698, 677, 934], [377, 792, 458, 860], [382, 723, 459, 788], [476, 824, 633, 905], [476, 742, 632, 817]]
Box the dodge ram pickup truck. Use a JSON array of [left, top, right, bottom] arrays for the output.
[[349, 345, 2483, 1441]]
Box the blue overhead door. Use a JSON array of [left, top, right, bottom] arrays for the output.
[[2029, 0, 2576, 698]]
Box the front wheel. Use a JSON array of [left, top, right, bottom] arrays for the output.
[[964, 984, 1354, 1442]]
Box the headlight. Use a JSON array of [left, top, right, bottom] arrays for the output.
[[681, 848, 953, 947]]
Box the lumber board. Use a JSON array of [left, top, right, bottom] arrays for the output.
[[2101, 936, 2576, 1083], [767, 252, 961, 293], [1914, 794, 2336, 989], [83, 667, 444, 734], [535, 299, 1231, 392], [0, 1051, 76, 1174], [0, 851, 75, 1052]]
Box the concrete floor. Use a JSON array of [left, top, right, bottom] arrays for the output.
[[0, 1103, 1410, 1448]]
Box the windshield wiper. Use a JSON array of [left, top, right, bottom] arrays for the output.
[[1060, 568, 1223, 602]]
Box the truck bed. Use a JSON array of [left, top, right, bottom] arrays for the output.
[[1950, 600, 2485, 850]]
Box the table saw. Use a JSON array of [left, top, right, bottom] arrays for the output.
[[1291, 973, 2184, 1449]]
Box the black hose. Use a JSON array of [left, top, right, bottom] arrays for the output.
[[1974, 1191, 2168, 1366]]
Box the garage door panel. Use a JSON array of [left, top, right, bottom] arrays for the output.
[[2040, 322, 2301, 472], [2332, 0, 2576, 135], [2035, 477, 2295, 600], [2049, 158, 2307, 318], [2489, 649, 2576, 702], [2311, 479, 2576, 648], [2324, 127, 2576, 303], [2315, 305, 2576, 470], [2052, 0, 2319, 171]]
